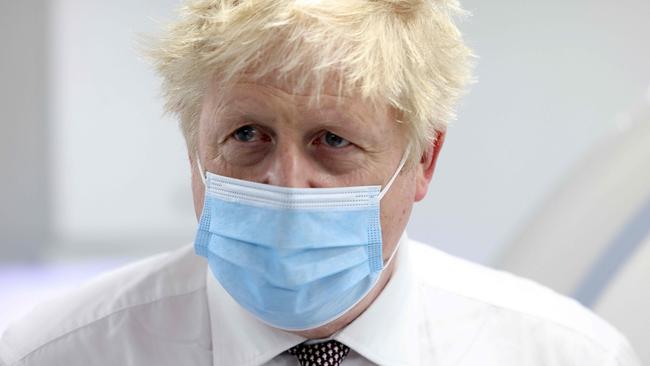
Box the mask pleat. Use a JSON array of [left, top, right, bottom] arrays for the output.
[[207, 172, 381, 209], [208, 251, 378, 318], [206, 235, 370, 287], [208, 197, 379, 249]]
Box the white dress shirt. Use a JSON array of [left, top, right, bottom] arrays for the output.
[[0, 233, 641, 366]]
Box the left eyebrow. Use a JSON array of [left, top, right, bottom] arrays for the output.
[[210, 98, 277, 129], [304, 107, 382, 145]]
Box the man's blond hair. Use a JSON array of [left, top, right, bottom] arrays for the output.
[[147, 0, 473, 161]]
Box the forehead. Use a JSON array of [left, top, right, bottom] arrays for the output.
[[204, 73, 396, 130]]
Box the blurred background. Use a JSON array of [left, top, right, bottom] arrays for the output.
[[1, 0, 649, 361]]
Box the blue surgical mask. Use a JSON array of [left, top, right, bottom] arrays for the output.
[[194, 146, 409, 331]]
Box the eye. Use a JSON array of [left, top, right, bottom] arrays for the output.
[[319, 131, 351, 149], [233, 125, 261, 142]]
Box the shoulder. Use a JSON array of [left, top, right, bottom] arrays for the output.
[[0, 245, 209, 366], [407, 239, 640, 365]]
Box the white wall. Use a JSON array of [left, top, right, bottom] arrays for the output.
[[409, 0, 650, 262], [2, 0, 649, 263], [49, 0, 195, 256]]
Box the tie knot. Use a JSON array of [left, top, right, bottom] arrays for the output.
[[287, 340, 351, 366]]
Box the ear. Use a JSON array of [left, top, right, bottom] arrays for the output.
[[414, 130, 445, 202]]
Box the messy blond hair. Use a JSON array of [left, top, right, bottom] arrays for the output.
[[147, 0, 473, 161]]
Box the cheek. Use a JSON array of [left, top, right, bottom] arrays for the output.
[[379, 173, 416, 258]]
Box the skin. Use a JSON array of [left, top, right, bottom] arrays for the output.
[[189, 75, 445, 339]]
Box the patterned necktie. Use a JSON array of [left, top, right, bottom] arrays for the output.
[[287, 340, 351, 366]]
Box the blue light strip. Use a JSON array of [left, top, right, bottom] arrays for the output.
[[573, 197, 650, 307]]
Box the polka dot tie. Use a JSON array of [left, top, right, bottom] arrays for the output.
[[287, 340, 351, 366]]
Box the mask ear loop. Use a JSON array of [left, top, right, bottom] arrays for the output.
[[195, 152, 207, 187], [383, 236, 403, 268], [377, 142, 411, 201], [377, 143, 411, 268]]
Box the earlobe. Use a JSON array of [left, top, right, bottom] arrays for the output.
[[414, 130, 445, 202]]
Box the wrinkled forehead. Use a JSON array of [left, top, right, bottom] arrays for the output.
[[206, 67, 362, 105], [203, 69, 394, 122]]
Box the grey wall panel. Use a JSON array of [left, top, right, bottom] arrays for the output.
[[0, 1, 51, 260]]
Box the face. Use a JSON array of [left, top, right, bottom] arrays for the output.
[[189, 75, 443, 336]]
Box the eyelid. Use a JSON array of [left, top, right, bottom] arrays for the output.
[[230, 123, 274, 143], [312, 130, 353, 150]]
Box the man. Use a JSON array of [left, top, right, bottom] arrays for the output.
[[0, 0, 641, 365]]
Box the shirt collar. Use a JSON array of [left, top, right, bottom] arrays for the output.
[[205, 231, 419, 366], [333, 231, 421, 365], [206, 269, 305, 366]]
